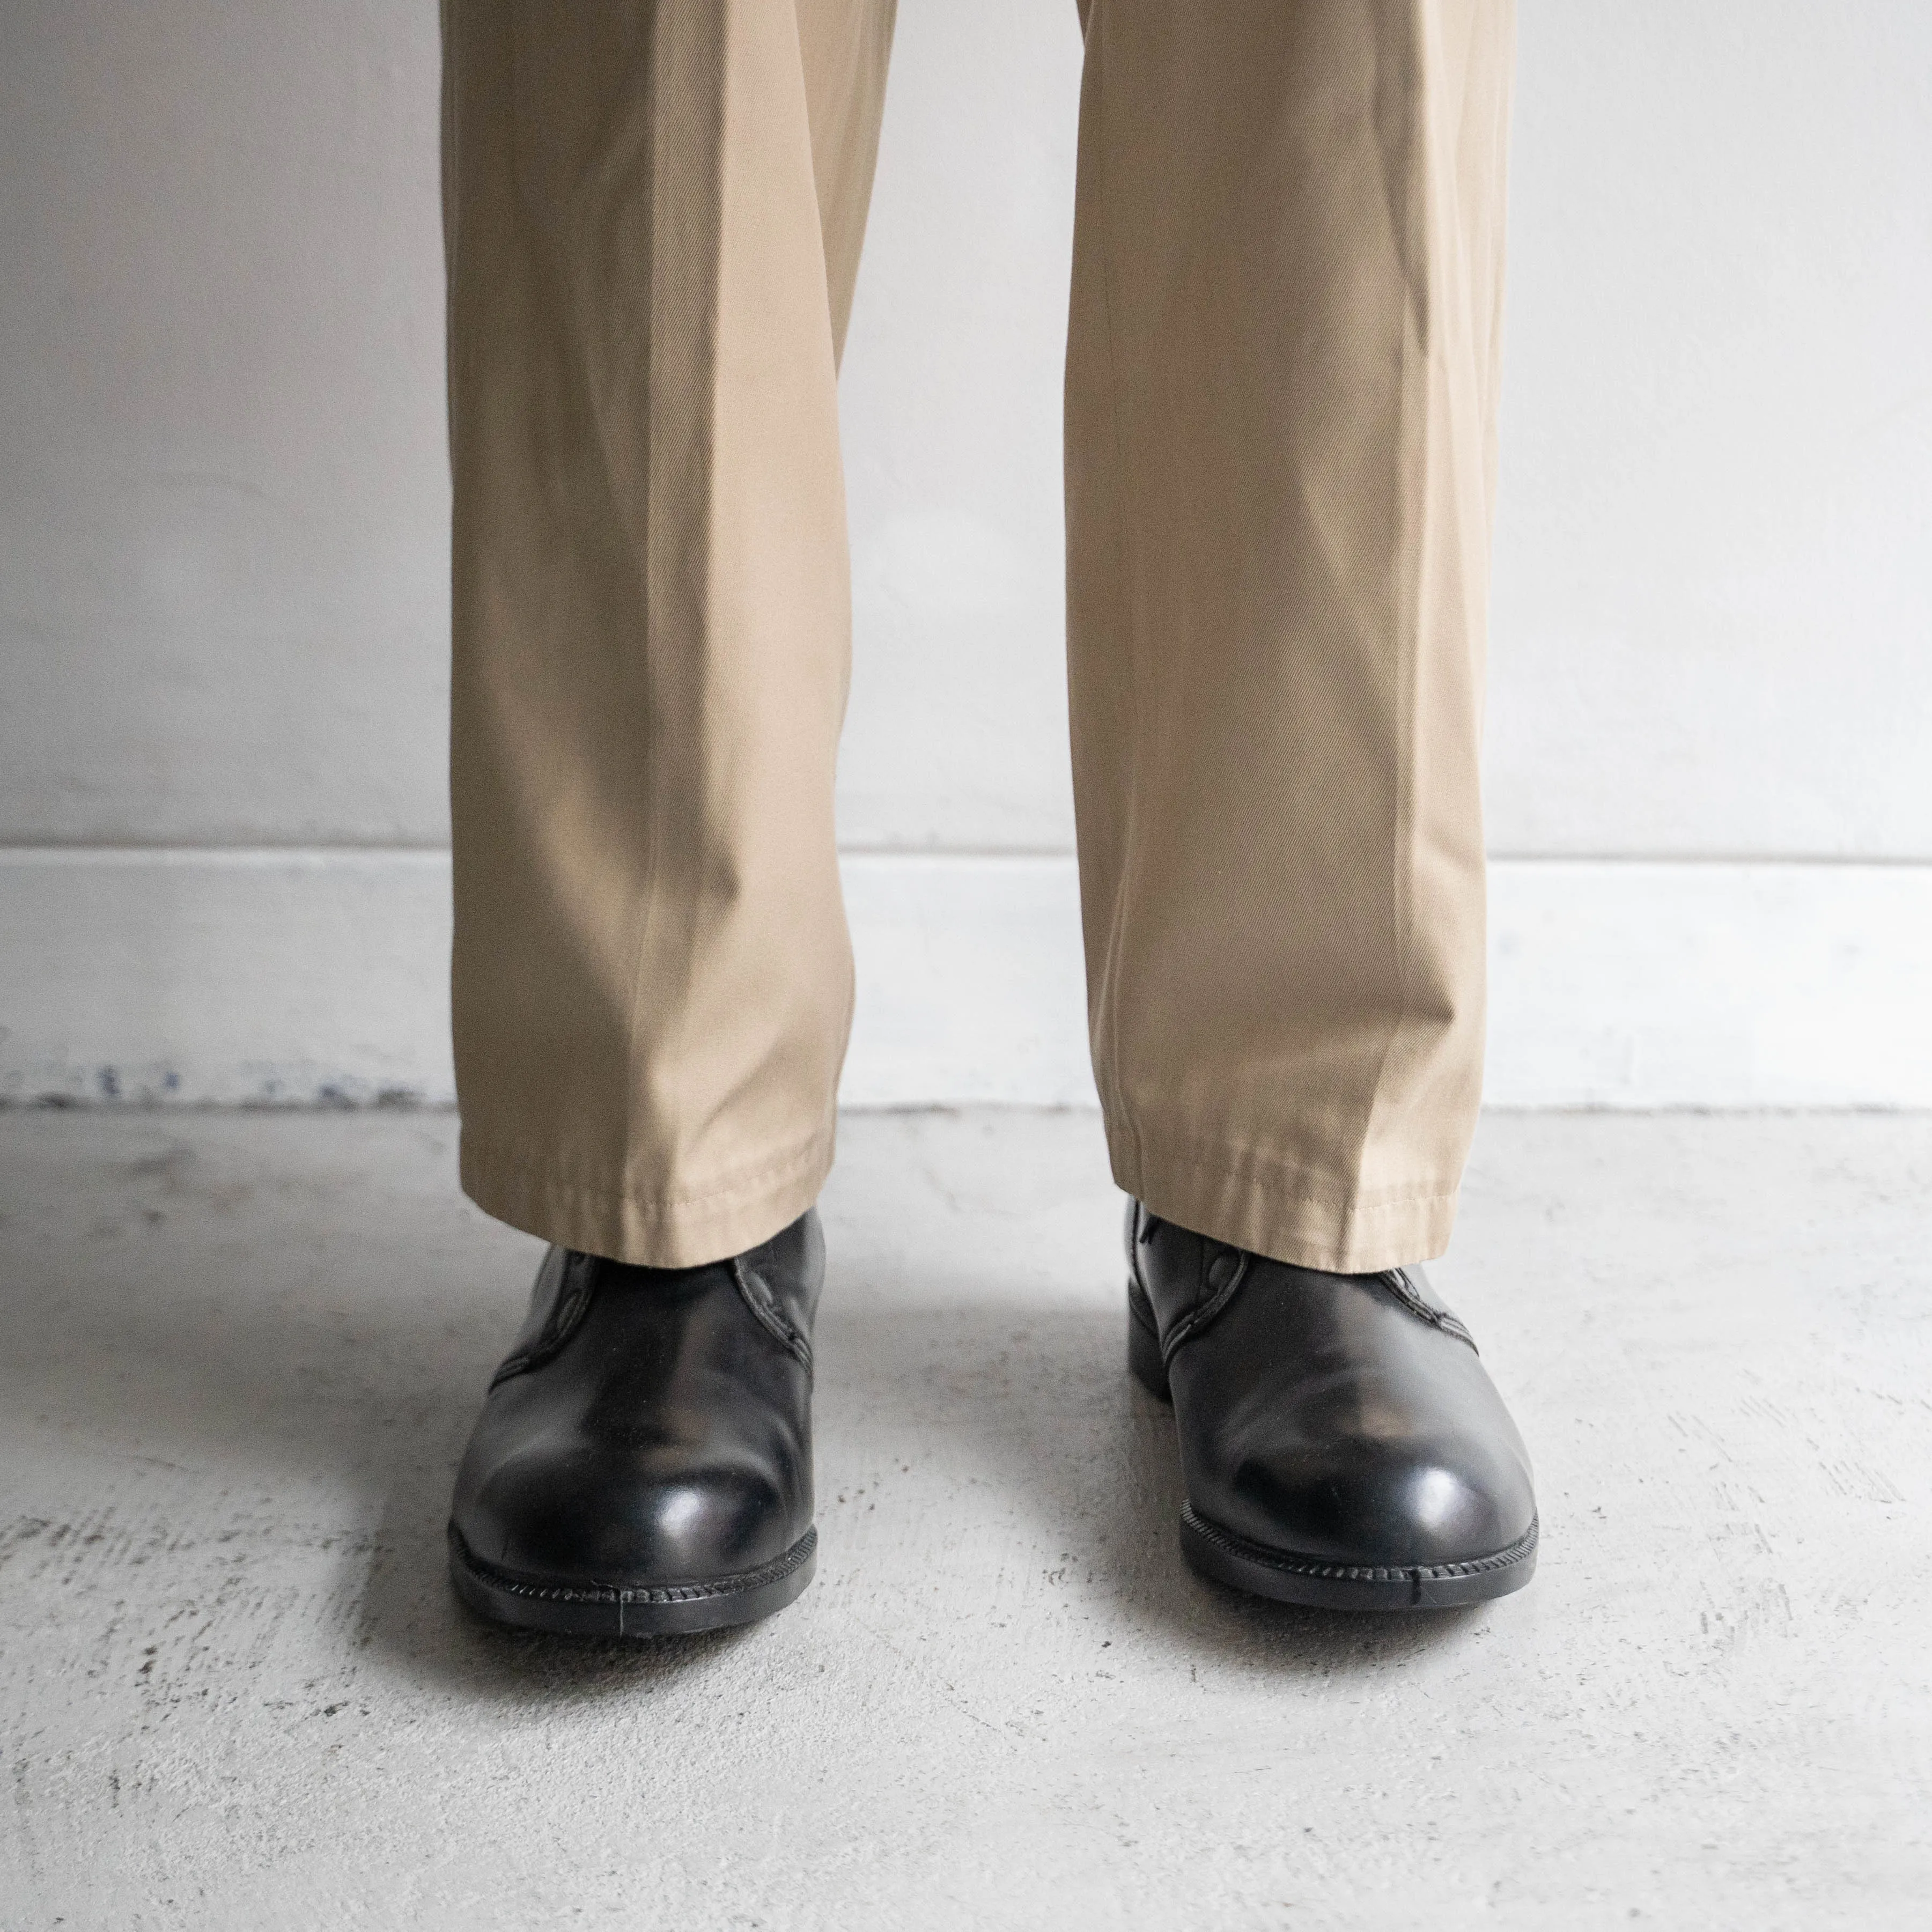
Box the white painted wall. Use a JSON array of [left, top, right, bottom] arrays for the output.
[[4, 2, 1930, 1106]]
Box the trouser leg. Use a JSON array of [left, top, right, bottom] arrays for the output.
[[443, 0, 895, 1266], [1066, 0, 1516, 1271]]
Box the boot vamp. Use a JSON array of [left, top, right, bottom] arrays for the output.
[[451, 1256, 813, 1588], [1169, 1262, 1535, 1570]]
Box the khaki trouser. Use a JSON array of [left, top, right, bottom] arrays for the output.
[[443, 0, 1516, 1273]]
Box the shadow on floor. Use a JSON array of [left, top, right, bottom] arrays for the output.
[[4, 1205, 1479, 1707], [817, 1295, 1483, 1673], [346, 1288, 1480, 1701]]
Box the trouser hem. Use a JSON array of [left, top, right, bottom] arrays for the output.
[[1110, 1125, 1459, 1274], [459, 1124, 834, 1269]]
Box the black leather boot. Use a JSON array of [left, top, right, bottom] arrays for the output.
[[447, 1211, 823, 1636], [1127, 1201, 1537, 1611]]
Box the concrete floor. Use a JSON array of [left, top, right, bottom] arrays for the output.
[[1, 1109, 1926, 1929]]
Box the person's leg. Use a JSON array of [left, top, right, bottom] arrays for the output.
[[1067, 0, 1510, 1274], [1068, 1, 1536, 1609], [440, 0, 895, 1636], [446, 0, 893, 1271]]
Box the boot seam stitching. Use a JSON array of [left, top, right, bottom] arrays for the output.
[[1159, 1251, 1249, 1364], [490, 1253, 600, 1388], [731, 1257, 814, 1375], [1378, 1266, 1478, 1351]]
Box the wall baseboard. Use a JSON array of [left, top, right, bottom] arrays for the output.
[[3, 849, 1929, 1109]]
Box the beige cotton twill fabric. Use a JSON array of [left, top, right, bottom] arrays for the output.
[[443, 0, 894, 1267], [443, 0, 1515, 1274], [1068, 1, 1515, 1269]]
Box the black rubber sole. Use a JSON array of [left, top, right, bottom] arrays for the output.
[[1179, 1503, 1538, 1611], [1129, 1287, 1538, 1612], [447, 1523, 817, 1637]]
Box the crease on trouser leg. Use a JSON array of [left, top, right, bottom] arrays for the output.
[[1065, 0, 1516, 1273], [444, 0, 895, 1267]]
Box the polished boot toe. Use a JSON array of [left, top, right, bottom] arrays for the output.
[[461, 1441, 793, 1588], [448, 1211, 823, 1636], [1127, 1202, 1537, 1611]]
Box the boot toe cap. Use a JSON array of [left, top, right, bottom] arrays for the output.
[[1222, 1433, 1535, 1571], [455, 1441, 800, 1588]]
